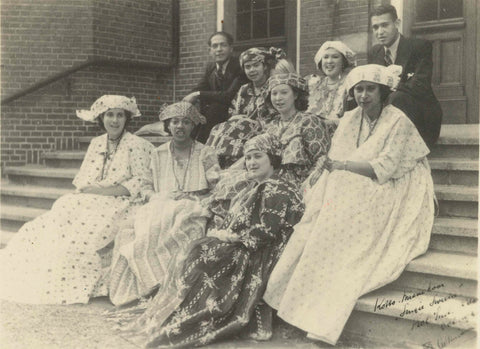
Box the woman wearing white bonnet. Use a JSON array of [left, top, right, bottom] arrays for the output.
[[264, 64, 434, 346], [0, 95, 154, 305], [306, 40, 356, 122]]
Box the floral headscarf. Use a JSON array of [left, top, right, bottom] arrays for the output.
[[244, 133, 282, 157], [158, 101, 206, 125], [239, 47, 286, 68], [267, 73, 308, 94], [76, 95, 141, 122], [314, 41, 356, 73], [345, 64, 403, 93]]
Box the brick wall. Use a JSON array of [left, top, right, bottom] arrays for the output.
[[93, 0, 173, 64], [1, 0, 175, 170], [1, 0, 94, 97], [174, 0, 216, 100]]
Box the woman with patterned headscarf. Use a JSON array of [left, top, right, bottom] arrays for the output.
[[0, 95, 154, 305], [106, 101, 221, 306], [108, 133, 304, 347], [264, 65, 434, 346], [206, 47, 294, 169], [306, 41, 356, 122]]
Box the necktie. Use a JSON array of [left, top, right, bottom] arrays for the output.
[[216, 65, 224, 81], [384, 48, 393, 66]]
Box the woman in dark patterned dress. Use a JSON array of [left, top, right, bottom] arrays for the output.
[[110, 133, 304, 348], [206, 47, 293, 169]]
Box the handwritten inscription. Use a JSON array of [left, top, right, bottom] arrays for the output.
[[422, 328, 472, 349], [373, 297, 395, 312]]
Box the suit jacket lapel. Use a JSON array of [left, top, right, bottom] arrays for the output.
[[395, 35, 410, 68]]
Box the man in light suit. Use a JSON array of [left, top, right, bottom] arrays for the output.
[[184, 31, 247, 143], [368, 4, 442, 148]]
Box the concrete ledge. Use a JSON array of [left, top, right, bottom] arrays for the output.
[[4, 165, 78, 179], [437, 125, 479, 145], [429, 158, 479, 171], [1, 204, 47, 222], [433, 217, 478, 238], [406, 251, 477, 280], [1, 183, 72, 199], [42, 151, 86, 160], [435, 184, 478, 202]]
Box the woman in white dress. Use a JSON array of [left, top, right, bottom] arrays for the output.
[[107, 101, 221, 306], [263, 64, 435, 345], [306, 40, 356, 122], [0, 95, 154, 305]]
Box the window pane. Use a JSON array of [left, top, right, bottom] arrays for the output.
[[269, 8, 285, 37], [252, 10, 268, 38], [416, 0, 437, 22], [253, 0, 267, 10], [270, 0, 284, 8], [237, 13, 251, 40], [237, 0, 251, 13], [439, 0, 463, 19]]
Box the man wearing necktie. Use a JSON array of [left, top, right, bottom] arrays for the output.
[[368, 4, 442, 148], [183, 31, 247, 143]]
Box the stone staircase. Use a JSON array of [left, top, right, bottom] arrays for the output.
[[341, 125, 478, 348], [0, 127, 478, 348]]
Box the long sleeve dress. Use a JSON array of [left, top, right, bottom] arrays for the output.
[[0, 132, 153, 305], [206, 82, 275, 169], [263, 105, 435, 345], [109, 175, 304, 348], [107, 141, 221, 306]]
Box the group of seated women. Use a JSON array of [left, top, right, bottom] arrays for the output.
[[0, 40, 435, 348]]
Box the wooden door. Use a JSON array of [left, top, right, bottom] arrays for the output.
[[402, 0, 478, 124]]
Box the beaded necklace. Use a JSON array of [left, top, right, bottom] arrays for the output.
[[99, 131, 124, 180], [356, 111, 380, 148], [170, 141, 194, 192]]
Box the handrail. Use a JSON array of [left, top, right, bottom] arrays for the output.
[[1, 0, 179, 106]]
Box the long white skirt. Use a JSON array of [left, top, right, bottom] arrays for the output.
[[264, 162, 434, 345], [0, 193, 132, 305]]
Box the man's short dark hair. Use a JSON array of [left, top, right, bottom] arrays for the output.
[[370, 4, 398, 21], [208, 31, 234, 46]]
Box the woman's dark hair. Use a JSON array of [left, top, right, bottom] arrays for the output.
[[97, 110, 132, 131], [163, 118, 200, 139], [267, 153, 282, 170], [348, 83, 391, 104], [266, 85, 309, 112]]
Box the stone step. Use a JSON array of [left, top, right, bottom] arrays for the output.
[[430, 217, 478, 256], [1, 182, 71, 209], [78, 135, 170, 150], [429, 124, 479, 159], [435, 184, 478, 218], [406, 251, 477, 281], [433, 217, 478, 238], [342, 287, 477, 348], [0, 230, 16, 249], [429, 158, 479, 186], [0, 204, 47, 232], [42, 151, 85, 168], [4, 165, 77, 189]]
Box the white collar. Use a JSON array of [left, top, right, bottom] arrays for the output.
[[216, 59, 230, 74], [384, 34, 401, 63]]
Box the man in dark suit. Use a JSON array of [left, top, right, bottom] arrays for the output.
[[368, 4, 442, 148], [183, 31, 247, 143]]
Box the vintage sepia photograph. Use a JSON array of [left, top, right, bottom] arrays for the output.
[[0, 0, 478, 348]]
